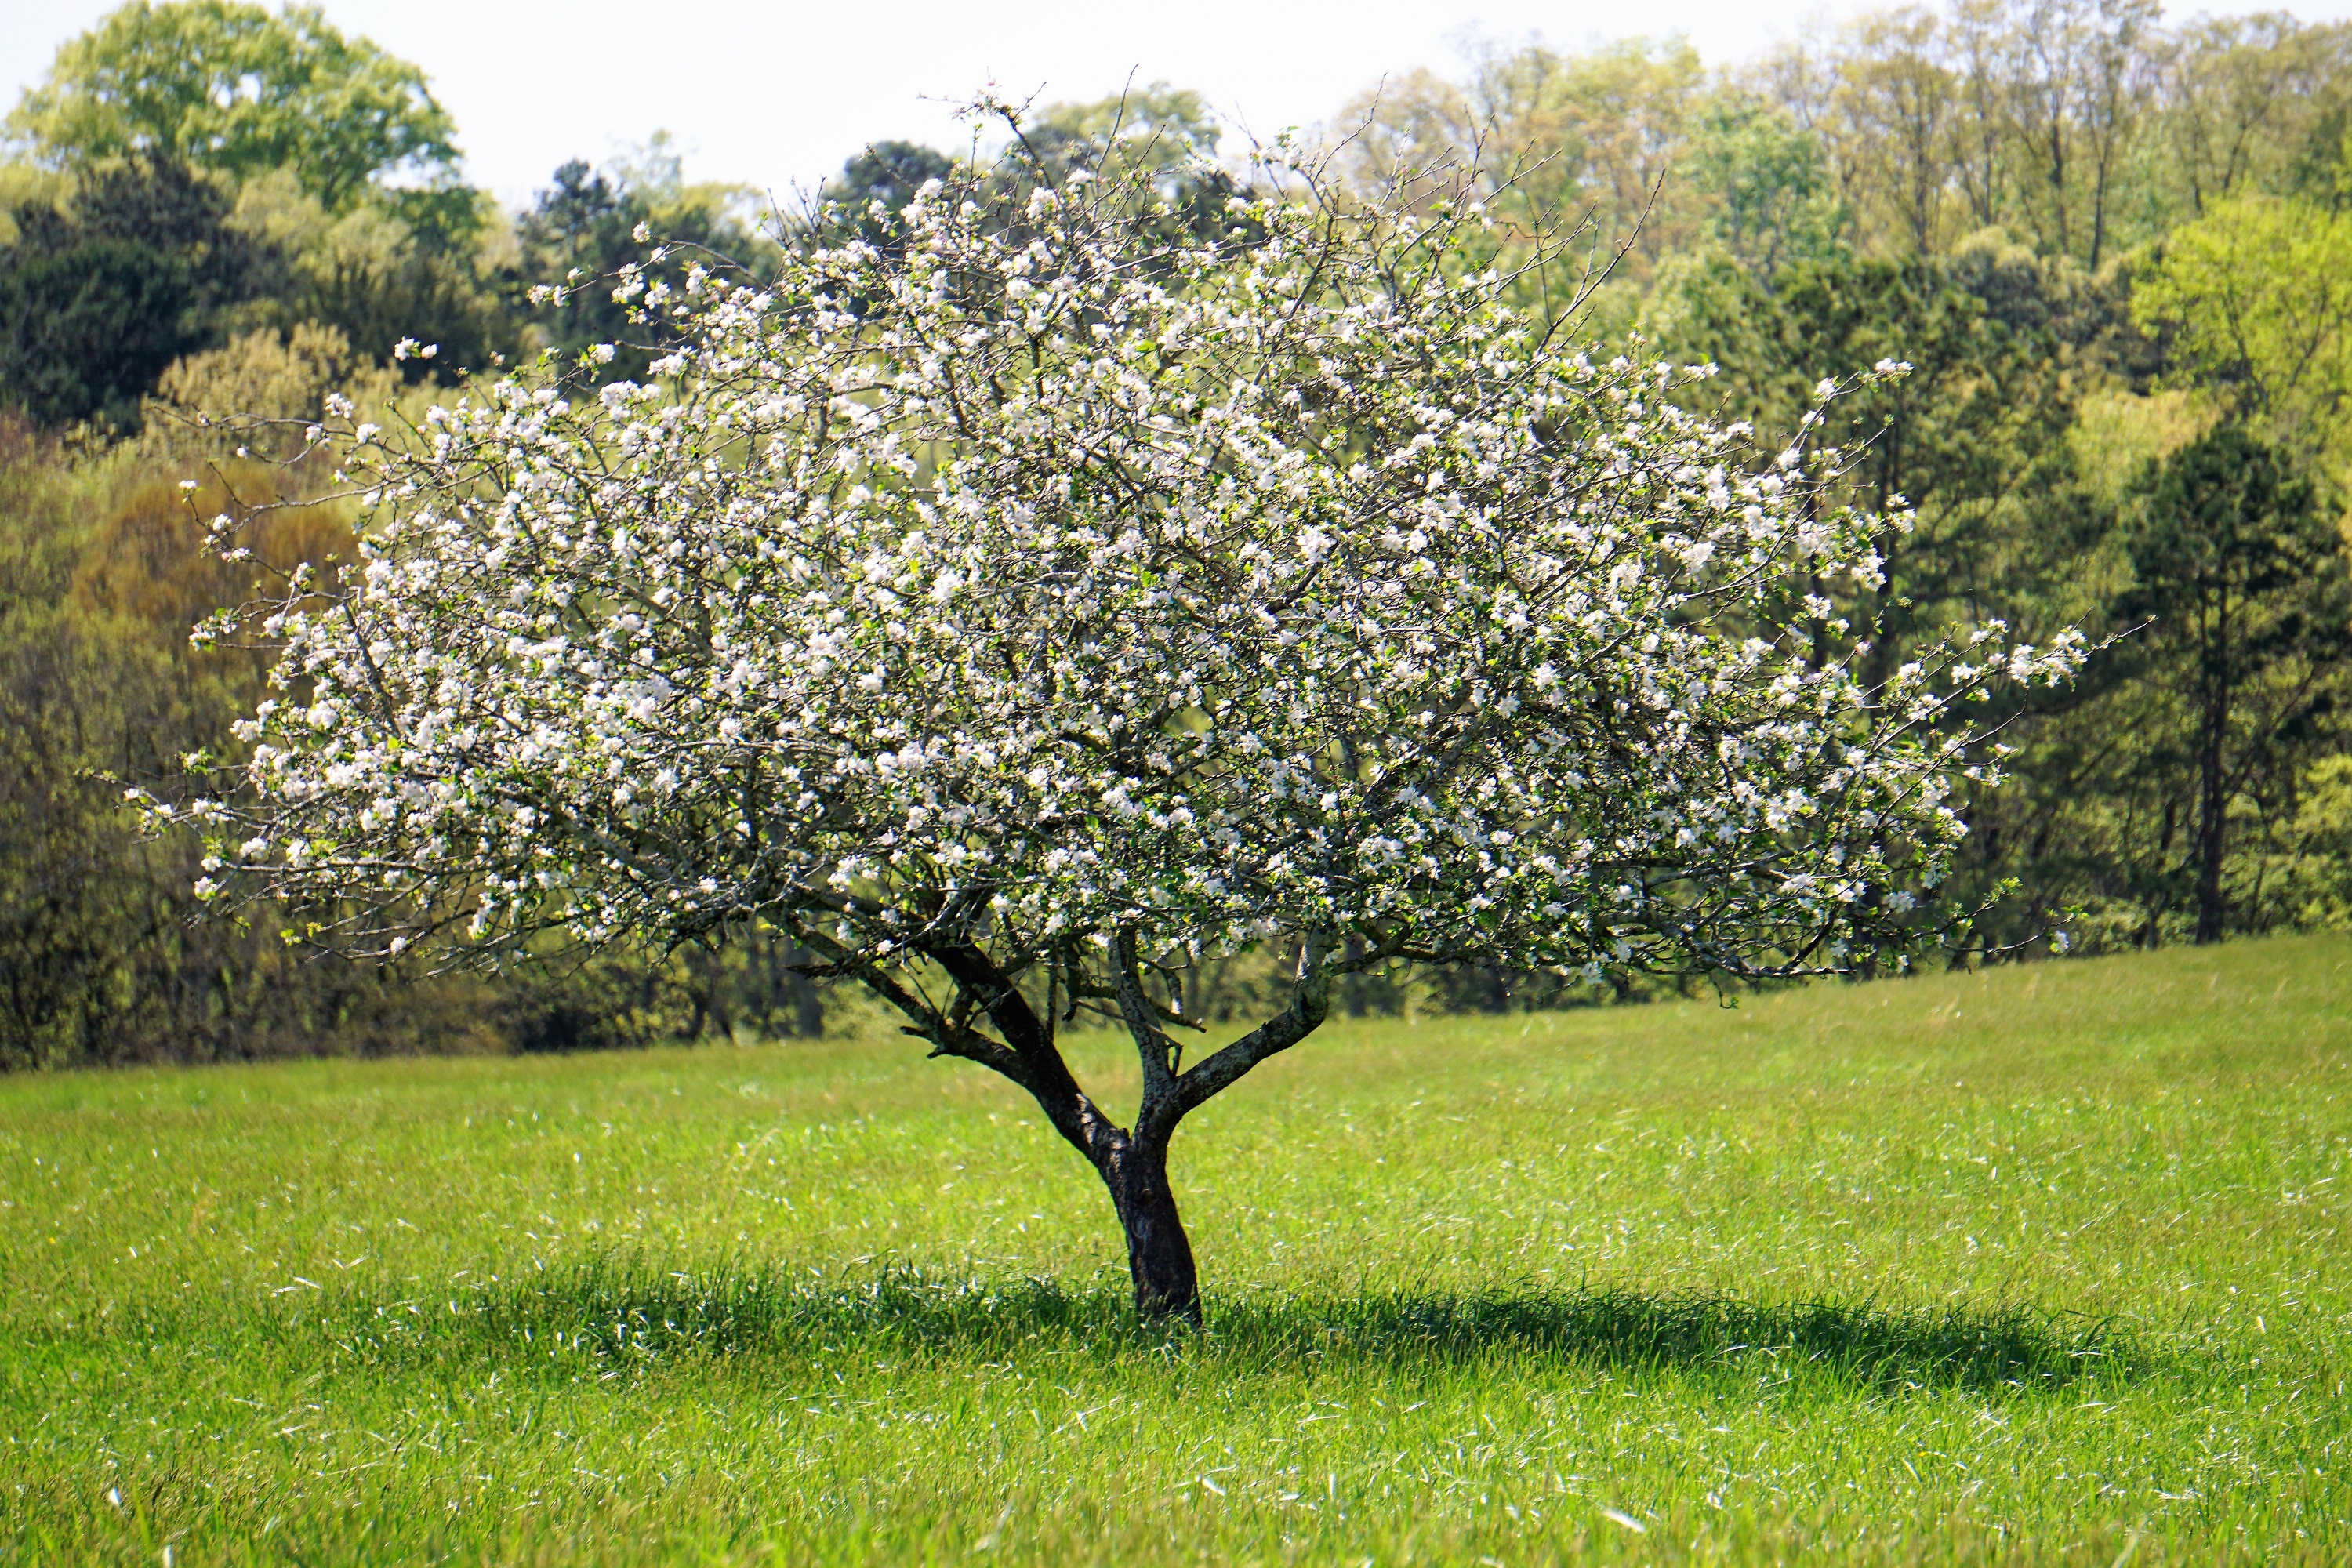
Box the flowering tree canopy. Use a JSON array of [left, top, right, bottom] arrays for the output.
[[164, 109, 2084, 1316]]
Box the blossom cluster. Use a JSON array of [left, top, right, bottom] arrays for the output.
[[165, 133, 2084, 989]]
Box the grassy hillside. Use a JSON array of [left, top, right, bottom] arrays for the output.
[[2, 937, 2347, 1563]]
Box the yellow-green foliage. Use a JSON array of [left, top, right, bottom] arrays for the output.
[[3, 936, 2344, 1563], [1336, 35, 1707, 274], [0, 159, 71, 245], [0, 424, 833, 1065], [2067, 387, 2216, 506], [2133, 196, 2352, 478], [2249, 755, 2352, 930], [221, 166, 513, 375], [140, 321, 400, 464], [0, 433, 473, 1066], [5, 0, 459, 210]]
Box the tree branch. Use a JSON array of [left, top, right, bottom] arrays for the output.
[[1167, 933, 1335, 1126], [926, 940, 1125, 1165], [1110, 928, 1181, 1129]]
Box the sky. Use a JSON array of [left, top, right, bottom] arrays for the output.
[[8, 0, 2351, 208]]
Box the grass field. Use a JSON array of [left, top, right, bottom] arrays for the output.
[[2, 937, 2347, 1564]]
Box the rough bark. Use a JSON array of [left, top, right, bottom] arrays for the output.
[[850, 931, 1341, 1321], [1102, 1134, 1200, 1320]]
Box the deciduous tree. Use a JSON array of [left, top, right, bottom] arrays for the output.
[[2132, 194, 2352, 470], [8, 0, 460, 212], [166, 108, 2082, 1318], [2115, 426, 2352, 943], [0, 154, 271, 430]]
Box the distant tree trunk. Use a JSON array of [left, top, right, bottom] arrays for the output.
[[789, 959, 824, 1039], [776, 937, 824, 1038], [2143, 792, 2180, 947], [2193, 686, 2230, 945]]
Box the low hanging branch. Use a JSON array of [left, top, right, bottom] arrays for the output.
[[147, 100, 2085, 1319]]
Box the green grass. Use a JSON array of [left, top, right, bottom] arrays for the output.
[[2, 938, 2347, 1564]]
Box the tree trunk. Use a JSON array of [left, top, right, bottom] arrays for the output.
[[1102, 1136, 1200, 1322], [2194, 720, 2227, 944], [896, 935, 1330, 1325]]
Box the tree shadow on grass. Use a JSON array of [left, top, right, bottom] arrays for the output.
[[314, 1258, 2141, 1396]]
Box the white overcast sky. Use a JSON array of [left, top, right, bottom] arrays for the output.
[[8, 1, 2348, 208]]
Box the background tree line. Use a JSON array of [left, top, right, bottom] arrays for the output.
[[3, 0, 2349, 1067], [1341, 1, 2352, 965]]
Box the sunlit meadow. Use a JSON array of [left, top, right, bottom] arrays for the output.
[[3, 935, 2347, 1563]]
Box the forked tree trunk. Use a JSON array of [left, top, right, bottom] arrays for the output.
[[1102, 1135, 1200, 1321], [897, 937, 1329, 1325]]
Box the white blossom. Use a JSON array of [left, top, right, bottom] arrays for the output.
[[162, 114, 2085, 1227]]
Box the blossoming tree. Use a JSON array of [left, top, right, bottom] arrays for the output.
[[170, 116, 2082, 1318]]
